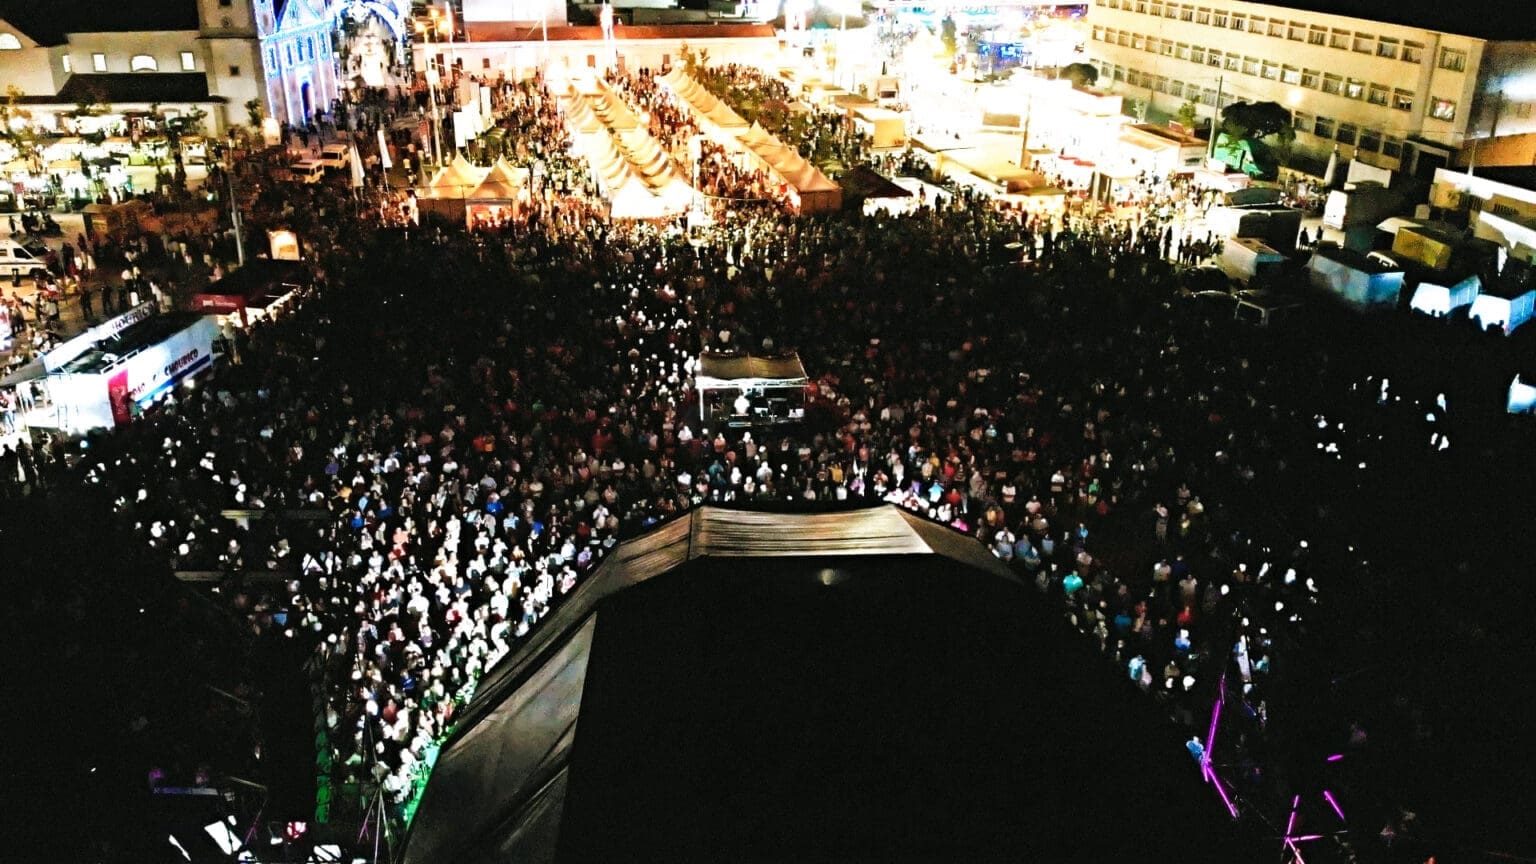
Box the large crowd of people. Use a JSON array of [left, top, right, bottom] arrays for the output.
[[8, 59, 1529, 863]]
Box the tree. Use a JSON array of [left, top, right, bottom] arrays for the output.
[[245, 98, 265, 129], [1, 85, 44, 173], [1060, 62, 1099, 89], [1176, 100, 1198, 130], [939, 16, 957, 59], [1220, 101, 1291, 141], [146, 102, 207, 193]]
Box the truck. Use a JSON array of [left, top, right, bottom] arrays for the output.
[[1217, 237, 1285, 286]]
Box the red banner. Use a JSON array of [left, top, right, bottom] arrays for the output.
[[107, 368, 132, 426]]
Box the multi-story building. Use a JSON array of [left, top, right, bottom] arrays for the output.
[[1084, 0, 1536, 178], [0, 0, 264, 133]]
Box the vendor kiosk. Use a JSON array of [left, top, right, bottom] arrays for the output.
[[695, 351, 809, 429]]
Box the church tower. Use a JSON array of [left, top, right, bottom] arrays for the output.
[[196, 0, 266, 129]]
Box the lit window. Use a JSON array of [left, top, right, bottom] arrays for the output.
[[1300, 69, 1319, 89], [1307, 27, 1326, 46], [1392, 89, 1414, 112], [1268, 19, 1283, 37], [1190, 45, 1205, 64], [1292, 111, 1311, 131], [1368, 84, 1389, 106], [1352, 34, 1374, 54], [1195, 7, 1209, 25], [1092, 26, 1103, 40], [1330, 30, 1350, 50], [62, 54, 71, 72], [1229, 14, 1245, 30], [1376, 37, 1399, 59], [181, 50, 195, 70], [131, 54, 158, 71], [1287, 22, 1306, 41], [1224, 53, 1240, 72], [0, 32, 20, 49], [1211, 10, 1227, 27], [1261, 60, 1279, 80], [92, 52, 106, 72], [1176, 42, 1190, 60], [1169, 80, 1184, 97], [1162, 39, 1175, 57], [1150, 1, 1163, 16], [1345, 78, 1365, 99], [1438, 48, 1466, 72], [1180, 6, 1193, 22], [1205, 49, 1220, 68], [1402, 41, 1423, 63], [1429, 98, 1456, 121], [1281, 65, 1300, 85], [1322, 74, 1342, 96]]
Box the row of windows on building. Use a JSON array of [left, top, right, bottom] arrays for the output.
[[264, 31, 331, 77], [58, 51, 199, 74], [1099, 61, 1414, 158], [1092, 0, 1471, 72], [1091, 28, 1462, 121]]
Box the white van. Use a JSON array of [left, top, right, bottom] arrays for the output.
[[290, 159, 326, 184], [318, 144, 350, 171], [0, 238, 52, 279]]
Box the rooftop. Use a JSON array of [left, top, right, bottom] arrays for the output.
[[1235, 0, 1536, 41], [404, 506, 1262, 864], [37, 73, 224, 106], [462, 21, 777, 43]]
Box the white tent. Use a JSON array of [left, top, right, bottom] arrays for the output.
[[1409, 274, 1480, 318], [657, 67, 750, 141], [738, 123, 842, 214], [559, 79, 695, 219]]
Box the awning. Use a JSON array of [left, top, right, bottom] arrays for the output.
[[1, 356, 48, 388], [1377, 217, 1423, 234]]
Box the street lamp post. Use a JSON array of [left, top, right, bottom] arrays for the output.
[[224, 135, 245, 267]]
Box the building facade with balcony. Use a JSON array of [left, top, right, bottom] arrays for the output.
[[1084, 0, 1536, 178]]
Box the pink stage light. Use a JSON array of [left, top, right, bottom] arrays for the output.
[[1323, 790, 1346, 822], [1326, 753, 1344, 762]]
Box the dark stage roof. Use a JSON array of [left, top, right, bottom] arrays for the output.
[[403, 506, 1259, 864]]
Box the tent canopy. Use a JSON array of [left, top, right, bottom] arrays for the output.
[[401, 505, 1262, 864], [695, 351, 808, 391]]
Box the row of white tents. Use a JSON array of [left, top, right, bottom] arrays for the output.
[[656, 67, 842, 214], [557, 72, 694, 220]]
